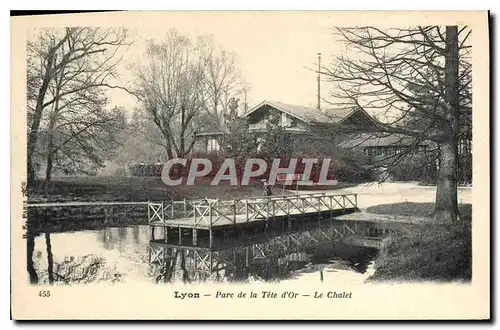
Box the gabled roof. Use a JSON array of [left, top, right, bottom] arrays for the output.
[[322, 107, 357, 123], [339, 133, 431, 149], [242, 100, 333, 124]]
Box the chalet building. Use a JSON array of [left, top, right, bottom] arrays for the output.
[[338, 133, 432, 159], [193, 100, 472, 183], [194, 100, 424, 158]]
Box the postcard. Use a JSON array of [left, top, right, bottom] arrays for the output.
[[11, 10, 490, 320]]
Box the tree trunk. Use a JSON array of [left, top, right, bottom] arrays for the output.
[[44, 111, 58, 194], [165, 136, 174, 160], [434, 26, 460, 223], [45, 233, 54, 284], [435, 140, 459, 223], [27, 48, 58, 184], [179, 105, 186, 158], [27, 234, 38, 284], [45, 151, 54, 193]]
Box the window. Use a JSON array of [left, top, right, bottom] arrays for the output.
[[207, 138, 220, 152]]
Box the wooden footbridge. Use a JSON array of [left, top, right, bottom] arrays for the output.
[[148, 192, 358, 246]]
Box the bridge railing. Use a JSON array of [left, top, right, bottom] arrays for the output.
[[148, 192, 358, 227]]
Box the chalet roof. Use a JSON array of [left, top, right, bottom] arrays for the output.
[[322, 107, 358, 123], [339, 133, 430, 149], [242, 100, 333, 124]]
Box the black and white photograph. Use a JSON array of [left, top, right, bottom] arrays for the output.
[[10, 10, 490, 320]]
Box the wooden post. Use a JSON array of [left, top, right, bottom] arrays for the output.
[[183, 198, 187, 217], [193, 201, 196, 227], [317, 195, 321, 219], [147, 201, 150, 224], [245, 246, 249, 267], [209, 250, 213, 272], [209, 228, 213, 248], [165, 227, 168, 243], [178, 227, 182, 244], [233, 200, 237, 224], [245, 201, 249, 223], [162, 201, 166, 224], [209, 202, 212, 227], [192, 229, 197, 246], [329, 196, 333, 219]]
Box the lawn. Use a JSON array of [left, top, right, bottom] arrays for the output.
[[367, 202, 472, 282], [366, 202, 472, 221], [28, 176, 275, 203]]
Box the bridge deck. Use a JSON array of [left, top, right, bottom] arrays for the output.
[[152, 208, 355, 229], [148, 192, 358, 231]]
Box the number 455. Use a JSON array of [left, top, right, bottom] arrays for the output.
[[38, 290, 51, 298]]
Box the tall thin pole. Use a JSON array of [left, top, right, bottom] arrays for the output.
[[244, 88, 248, 112], [317, 52, 322, 110]]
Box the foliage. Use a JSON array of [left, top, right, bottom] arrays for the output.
[[258, 109, 293, 159], [218, 98, 257, 157]]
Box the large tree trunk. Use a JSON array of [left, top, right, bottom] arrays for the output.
[[434, 26, 460, 223], [45, 233, 54, 284], [27, 53, 55, 183], [435, 140, 459, 223], [44, 109, 58, 194], [27, 31, 71, 183], [27, 234, 38, 284]]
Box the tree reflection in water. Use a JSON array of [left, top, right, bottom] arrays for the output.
[[27, 231, 123, 285], [26, 219, 381, 285], [149, 221, 380, 284]]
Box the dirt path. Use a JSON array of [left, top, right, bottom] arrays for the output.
[[292, 182, 472, 210]]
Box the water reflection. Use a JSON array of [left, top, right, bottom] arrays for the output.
[[27, 220, 380, 285], [148, 222, 379, 284]]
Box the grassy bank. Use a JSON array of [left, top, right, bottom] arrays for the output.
[[367, 202, 472, 282], [28, 176, 272, 203]]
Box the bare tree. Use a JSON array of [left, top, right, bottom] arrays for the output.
[[199, 37, 243, 131], [27, 27, 132, 183], [134, 30, 208, 159], [322, 26, 471, 223]]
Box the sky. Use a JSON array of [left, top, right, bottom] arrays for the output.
[[108, 12, 343, 112]]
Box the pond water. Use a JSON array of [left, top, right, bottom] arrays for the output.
[[27, 221, 379, 286]]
